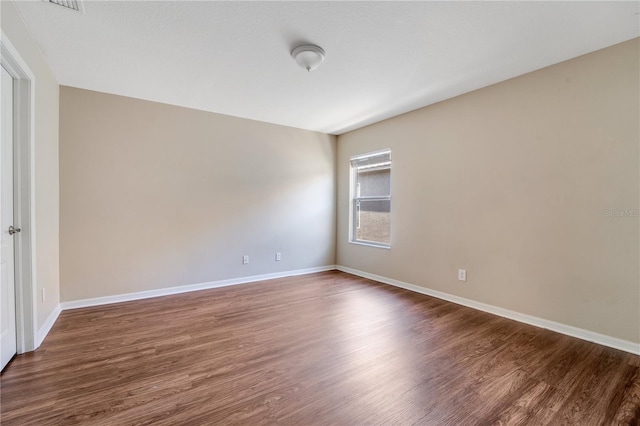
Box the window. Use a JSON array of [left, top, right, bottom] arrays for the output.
[[349, 150, 391, 248]]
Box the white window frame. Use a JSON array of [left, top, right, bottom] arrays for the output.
[[349, 149, 391, 249]]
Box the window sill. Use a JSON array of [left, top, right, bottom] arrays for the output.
[[349, 240, 391, 250]]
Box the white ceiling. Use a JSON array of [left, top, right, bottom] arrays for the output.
[[13, 1, 640, 135]]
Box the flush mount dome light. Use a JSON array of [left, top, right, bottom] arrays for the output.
[[291, 44, 325, 72]]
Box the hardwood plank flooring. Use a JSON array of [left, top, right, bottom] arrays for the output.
[[1, 271, 639, 425]]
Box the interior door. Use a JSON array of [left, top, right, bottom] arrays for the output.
[[1, 65, 17, 371]]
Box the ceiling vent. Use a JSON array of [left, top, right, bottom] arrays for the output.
[[44, 0, 84, 13]]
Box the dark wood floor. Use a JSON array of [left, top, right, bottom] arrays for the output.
[[1, 271, 639, 425]]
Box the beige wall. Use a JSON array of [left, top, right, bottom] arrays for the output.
[[337, 39, 640, 343], [60, 87, 336, 301], [1, 1, 60, 331]]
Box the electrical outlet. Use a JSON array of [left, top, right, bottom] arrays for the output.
[[276, 252, 282, 261], [242, 255, 249, 264], [458, 269, 467, 282], [42, 288, 46, 303]]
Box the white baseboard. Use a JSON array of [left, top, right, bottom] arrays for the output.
[[36, 303, 61, 348], [336, 265, 640, 356], [46, 264, 640, 356], [60, 265, 337, 311]]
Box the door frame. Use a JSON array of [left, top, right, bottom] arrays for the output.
[[1, 31, 37, 353]]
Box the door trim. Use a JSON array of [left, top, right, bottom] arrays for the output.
[[1, 31, 37, 353]]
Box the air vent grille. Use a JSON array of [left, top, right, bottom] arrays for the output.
[[47, 0, 83, 12]]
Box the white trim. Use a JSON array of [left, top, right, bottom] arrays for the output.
[[348, 241, 391, 250], [61, 265, 337, 310], [36, 303, 60, 347], [349, 148, 392, 162], [336, 265, 640, 356], [1, 31, 38, 354]]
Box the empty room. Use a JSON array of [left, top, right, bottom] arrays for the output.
[[1, 1, 639, 424]]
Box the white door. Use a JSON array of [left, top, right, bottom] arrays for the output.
[[1, 65, 17, 371]]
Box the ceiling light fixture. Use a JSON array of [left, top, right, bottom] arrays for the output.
[[291, 44, 325, 72]]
